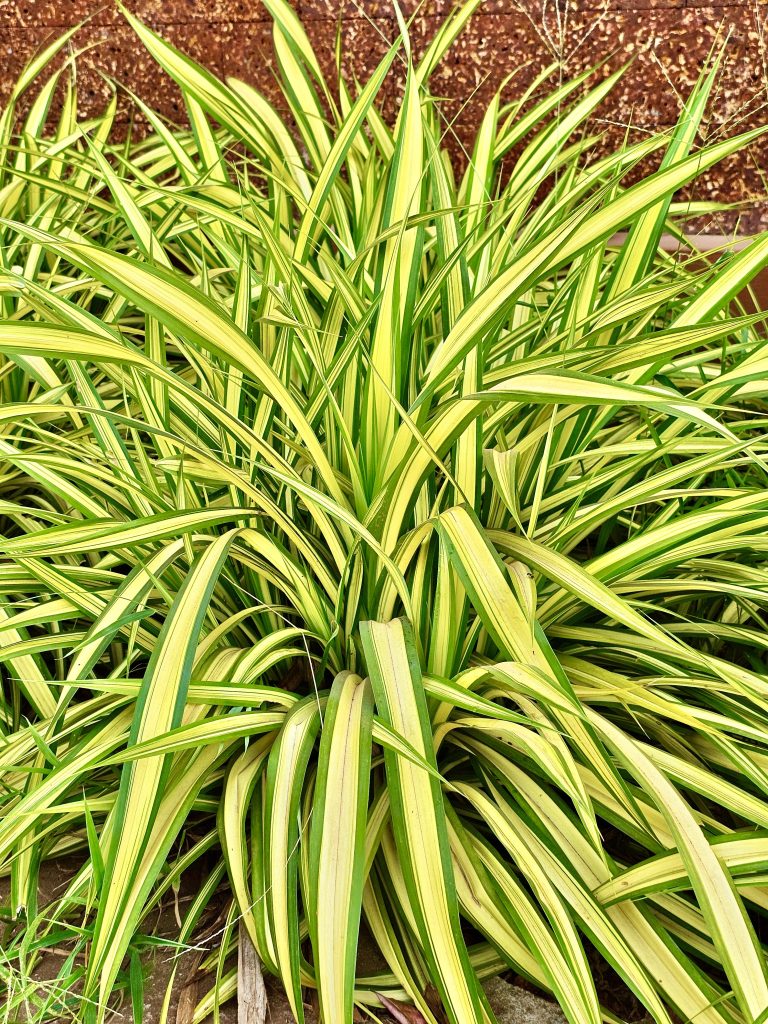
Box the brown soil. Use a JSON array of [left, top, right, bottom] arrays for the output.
[[1, 858, 651, 1024]]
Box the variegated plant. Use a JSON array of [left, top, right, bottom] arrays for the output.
[[2, 3, 768, 1023]]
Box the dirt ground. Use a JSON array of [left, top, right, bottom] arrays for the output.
[[0, 858, 648, 1024]]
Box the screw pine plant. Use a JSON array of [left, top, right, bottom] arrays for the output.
[[2, 3, 768, 1022]]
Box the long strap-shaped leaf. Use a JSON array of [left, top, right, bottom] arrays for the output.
[[85, 529, 241, 1014], [0, 222, 350, 513], [592, 710, 768, 1022], [360, 617, 487, 1024], [437, 504, 642, 846], [454, 781, 601, 1024], [422, 123, 767, 394], [604, 55, 719, 303], [220, 734, 276, 964], [264, 694, 323, 1023], [309, 671, 373, 1024]]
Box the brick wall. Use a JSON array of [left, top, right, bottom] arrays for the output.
[[1, 0, 767, 231]]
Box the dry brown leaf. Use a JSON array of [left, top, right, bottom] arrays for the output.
[[238, 921, 267, 1024], [175, 952, 203, 1024], [376, 992, 429, 1024]]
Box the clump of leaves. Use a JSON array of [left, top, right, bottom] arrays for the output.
[[2, 3, 768, 1023]]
